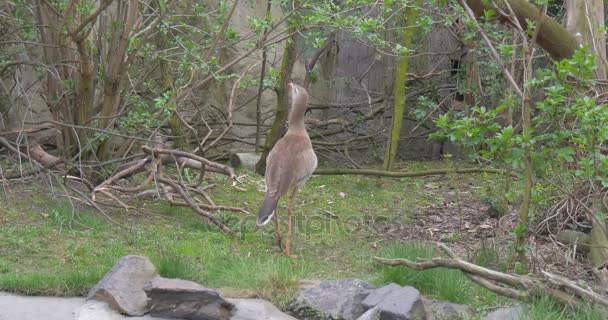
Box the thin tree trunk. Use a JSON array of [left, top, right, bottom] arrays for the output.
[[255, 21, 297, 174], [515, 97, 533, 272], [565, 0, 607, 79], [73, 37, 94, 155], [383, 0, 422, 171], [255, 0, 272, 153], [96, 0, 138, 160]]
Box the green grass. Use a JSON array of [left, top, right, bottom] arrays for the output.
[[0, 161, 547, 312], [522, 296, 606, 320]]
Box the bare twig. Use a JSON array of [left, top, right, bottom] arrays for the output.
[[203, 61, 260, 153]]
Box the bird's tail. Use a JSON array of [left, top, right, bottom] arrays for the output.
[[257, 194, 278, 226]]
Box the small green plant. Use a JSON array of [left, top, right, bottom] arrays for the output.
[[155, 248, 202, 281], [473, 239, 499, 268], [440, 232, 462, 242]]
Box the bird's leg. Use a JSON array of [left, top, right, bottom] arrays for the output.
[[274, 210, 283, 250], [285, 188, 300, 256]]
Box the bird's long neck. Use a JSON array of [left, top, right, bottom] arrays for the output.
[[288, 95, 307, 132]]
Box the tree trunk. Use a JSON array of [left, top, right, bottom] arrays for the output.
[[565, 0, 607, 78], [34, 0, 72, 156], [255, 27, 297, 175], [458, 0, 579, 61], [383, 0, 422, 171], [96, 0, 139, 161]]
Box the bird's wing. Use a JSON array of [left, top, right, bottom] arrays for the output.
[[264, 137, 289, 197], [293, 146, 317, 187], [265, 134, 316, 197]]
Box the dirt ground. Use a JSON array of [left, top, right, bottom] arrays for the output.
[[376, 181, 593, 284]]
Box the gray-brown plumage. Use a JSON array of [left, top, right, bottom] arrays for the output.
[[257, 82, 317, 256]]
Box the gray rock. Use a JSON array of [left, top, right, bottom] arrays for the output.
[[361, 284, 425, 320], [228, 298, 297, 320], [144, 276, 235, 320], [422, 298, 473, 320], [287, 278, 375, 319], [481, 306, 522, 320], [356, 306, 381, 320], [87, 255, 158, 316]]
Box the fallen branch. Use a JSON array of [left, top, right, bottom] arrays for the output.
[[374, 242, 608, 310], [141, 146, 235, 180], [314, 167, 507, 177], [0, 138, 65, 179]]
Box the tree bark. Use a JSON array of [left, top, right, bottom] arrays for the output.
[[383, 0, 422, 171], [565, 0, 607, 78], [458, 0, 579, 61]]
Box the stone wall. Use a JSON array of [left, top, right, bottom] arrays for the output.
[[1, 1, 462, 160]]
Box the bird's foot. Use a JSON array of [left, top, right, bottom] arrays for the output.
[[275, 238, 283, 251]]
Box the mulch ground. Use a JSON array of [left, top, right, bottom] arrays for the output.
[[375, 181, 593, 283]]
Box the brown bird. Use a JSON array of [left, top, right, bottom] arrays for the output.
[[257, 83, 317, 256]]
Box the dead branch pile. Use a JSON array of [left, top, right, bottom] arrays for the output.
[[0, 136, 247, 235], [92, 146, 247, 235], [535, 184, 608, 292]]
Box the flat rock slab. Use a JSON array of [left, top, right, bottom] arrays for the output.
[[422, 298, 473, 320], [0, 292, 85, 320], [144, 277, 235, 320], [287, 278, 375, 320], [362, 284, 425, 320], [481, 306, 522, 320], [76, 300, 170, 320], [228, 298, 297, 320], [87, 255, 158, 316]]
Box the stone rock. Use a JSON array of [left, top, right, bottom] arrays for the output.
[[481, 306, 522, 320], [361, 283, 425, 320], [356, 306, 381, 320], [287, 278, 375, 320], [87, 255, 158, 316], [144, 276, 235, 320], [422, 298, 473, 320], [228, 298, 297, 320]]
